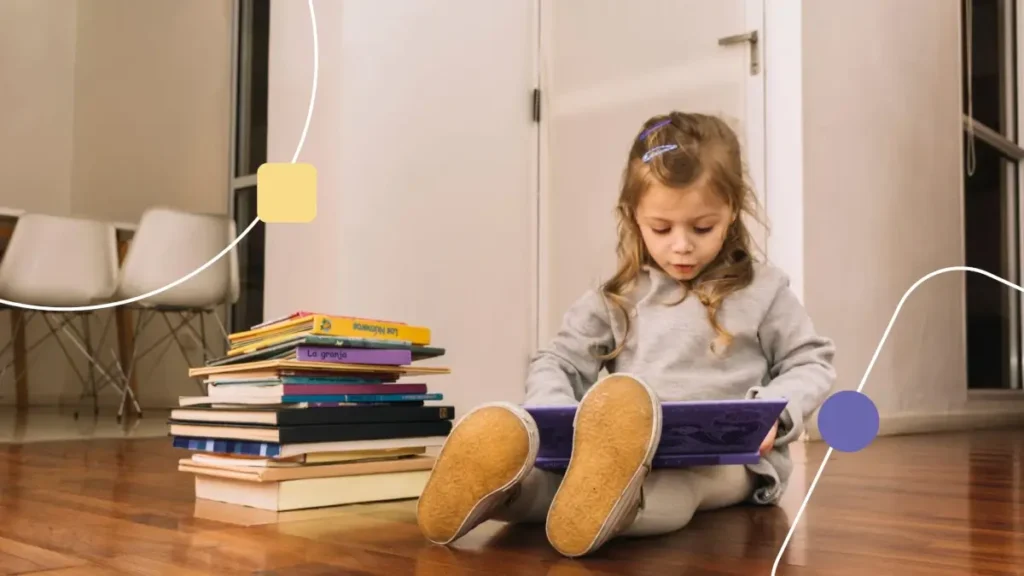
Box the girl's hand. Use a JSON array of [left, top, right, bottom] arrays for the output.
[[759, 421, 779, 456]]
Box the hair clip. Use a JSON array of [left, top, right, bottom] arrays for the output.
[[637, 119, 671, 141], [642, 144, 678, 162]]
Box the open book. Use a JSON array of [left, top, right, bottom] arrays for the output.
[[525, 398, 787, 469]]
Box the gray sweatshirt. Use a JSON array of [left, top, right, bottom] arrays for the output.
[[523, 261, 836, 505]]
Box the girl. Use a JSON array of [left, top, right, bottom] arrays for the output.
[[416, 111, 836, 558]]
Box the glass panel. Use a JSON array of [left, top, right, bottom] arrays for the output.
[[964, 133, 1019, 389], [231, 186, 265, 333], [235, 0, 270, 177], [962, 0, 1016, 137]]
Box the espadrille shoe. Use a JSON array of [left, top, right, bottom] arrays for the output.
[[417, 402, 539, 545], [544, 373, 661, 557]]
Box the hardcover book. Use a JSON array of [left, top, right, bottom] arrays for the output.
[[169, 404, 455, 426], [168, 418, 454, 444], [525, 398, 788, 469], [205, 335, 445, 367]]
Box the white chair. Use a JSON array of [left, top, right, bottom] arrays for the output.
[[0, 213, 131, 416], [0, 209, 29, 405], [113, 206, 239, 419]]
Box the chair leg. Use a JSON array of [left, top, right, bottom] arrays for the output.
[[177, 309, 224, 361], [1, 313, 75, 388], [112, 308, 227, 419], [0, 310, 31, 406], [80, 313, 98, 416], [204, 308, 230, 359], [40, 313, 94, 417], [46, 311, 137, 420], [115, 309, 150, 421], [212, 309, 229, 343], [199, 313, 209, 364], [114, 306, 138, 413], [160, 311, 206, 395], [11, 309, 28, 410], [116, 307, 206, 420], [1, 312, 128, 417]]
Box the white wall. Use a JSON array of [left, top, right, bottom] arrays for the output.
[[70, 0, 232, 223], [0, 0, 232, 408], [0, 0, 80, 405], [0, 0, 77, 216], [800, 0, 1024, 430], [764, 0, 804, 302], [264, 0, 538, 418]]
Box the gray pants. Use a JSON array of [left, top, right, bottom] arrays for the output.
[[493, 464, 755, 537]]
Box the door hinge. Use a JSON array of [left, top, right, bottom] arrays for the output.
[[718, 30, 759, 75], [532, 88, 541, 122]]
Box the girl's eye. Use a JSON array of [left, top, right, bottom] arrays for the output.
[[652, 228, 670, 235], [694, 226, 713, 234]]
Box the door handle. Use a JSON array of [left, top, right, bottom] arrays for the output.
[[718, 30, 759, 75]]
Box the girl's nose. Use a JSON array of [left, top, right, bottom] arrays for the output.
[[670, 232, 693, 254]]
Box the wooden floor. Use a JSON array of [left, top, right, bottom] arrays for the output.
[[0, 428, 1022, 575]]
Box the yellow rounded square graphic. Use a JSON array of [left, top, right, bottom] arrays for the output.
[[257, 162, 317, 223]]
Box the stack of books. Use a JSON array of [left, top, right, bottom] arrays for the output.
[[167, 311, 453, 512]]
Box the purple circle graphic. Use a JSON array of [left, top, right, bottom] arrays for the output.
[[817, 390, 879, 452]]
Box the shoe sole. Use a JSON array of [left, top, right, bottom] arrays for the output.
[[545, 373, 661, 557], [416, 402, 538, 544]]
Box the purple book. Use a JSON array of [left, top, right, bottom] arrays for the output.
[[228, 383, 429, 396], [525, 398, 788, 470], [296, 346, 412, 366]]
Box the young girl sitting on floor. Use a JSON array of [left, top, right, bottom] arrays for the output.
[[416, 111, 836, 558]]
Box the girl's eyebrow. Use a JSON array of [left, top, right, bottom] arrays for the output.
[[645, 213, 718, 223]]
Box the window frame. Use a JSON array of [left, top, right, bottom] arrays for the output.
[[227, 0, 269, 334], [962, 0, 1024, 391]]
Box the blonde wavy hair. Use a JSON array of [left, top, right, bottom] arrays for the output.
[[599, 111, 764, 359]]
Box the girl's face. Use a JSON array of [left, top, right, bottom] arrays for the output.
[[635, 178, 734, 281]]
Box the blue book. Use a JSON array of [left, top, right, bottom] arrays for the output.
[[172, 424, 450, 458], [525, 398, 787, 469]]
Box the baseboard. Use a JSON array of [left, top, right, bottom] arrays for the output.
[[804, 407, 1024, 441]]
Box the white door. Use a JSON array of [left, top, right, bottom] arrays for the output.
[[537, 0, 766, 343], [264, 0, 540, 415]]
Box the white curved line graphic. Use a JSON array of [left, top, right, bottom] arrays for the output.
[[772, 265, 1014, 574], [0, 0, 319, 313]]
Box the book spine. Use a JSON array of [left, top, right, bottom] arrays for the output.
[[280, 383, 428, 396], [173, 436, 282, 457], [295, 346, 412, 366], [280, 393, 442, 403], [208, 376, 390, 385], [277, 419, 453, 444], [278, 376, 393, 385], [311, 316, 431, 345], [277, 405, 454, 425], [296, 401, 425, 408], [279, 371, 399, 382]]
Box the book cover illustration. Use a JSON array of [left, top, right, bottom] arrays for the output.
[[526, 398, 788, 469]]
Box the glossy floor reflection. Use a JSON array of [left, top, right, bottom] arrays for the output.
[[0, 406, 169, 443], [0, 428, 1021, 575]]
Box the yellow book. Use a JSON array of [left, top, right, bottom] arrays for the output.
[[192, 469, 431, 511], [229, 314, 431, 348]]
